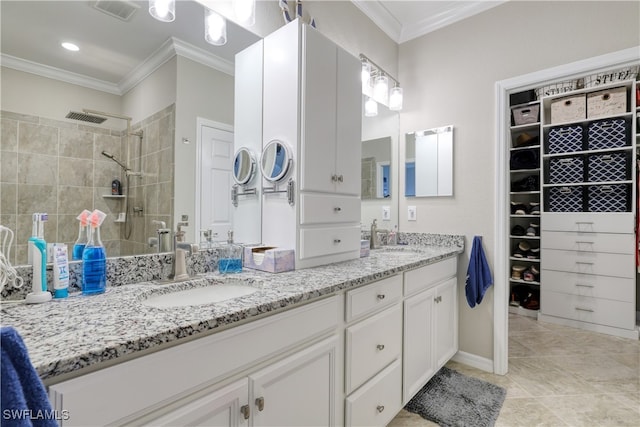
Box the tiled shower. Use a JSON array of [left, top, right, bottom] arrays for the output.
[[0, 105, 174, 265]]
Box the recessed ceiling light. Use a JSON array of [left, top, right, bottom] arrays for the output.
[[61, 42, 79, 51]]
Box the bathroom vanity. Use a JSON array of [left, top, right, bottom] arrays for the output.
[[1, 238, 462, 426]]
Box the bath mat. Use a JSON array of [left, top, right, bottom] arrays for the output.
[[405, 366, 506, 427]]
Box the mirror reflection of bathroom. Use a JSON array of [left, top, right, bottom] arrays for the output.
[[405, 125, 454, 197], [261, 140, 292, 182], [361, 136, 392, 199]]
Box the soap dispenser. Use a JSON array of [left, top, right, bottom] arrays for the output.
[[82, 209, 107, 295], [72, 209, 91, 260], [218, 230, 242, 274]]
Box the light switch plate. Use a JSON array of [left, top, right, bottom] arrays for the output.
[[382, 206, 391, 220], [408, 206, 417, 221]]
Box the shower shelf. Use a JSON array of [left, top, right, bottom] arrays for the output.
[[102, 195, 126, 199]]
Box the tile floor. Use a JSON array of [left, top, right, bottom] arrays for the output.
[[388, 314, 640, 426]]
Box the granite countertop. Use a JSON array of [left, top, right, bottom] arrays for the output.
[[1, 243, 463, 382]]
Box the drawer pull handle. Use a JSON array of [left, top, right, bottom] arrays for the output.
[[241, 405, 250, 419], [377, 294, 385, 300], [575, 241, 594, 244], [334, 207, 342, 212], [575, 307, 594, 313], [256, 397, 265, 411], [575, 261, 594, 265], [334, 239, 341, 244], [376, 344, 385, 351], [376, 405, 385, 413], [575, 221, 594, 225], [575, 283, 595, 288]]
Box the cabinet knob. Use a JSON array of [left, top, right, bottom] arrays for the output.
[[376, 344, 385, 351], [331, 174, 338, 182], [334, 239, 341, 244], [255, 396, 265, 411], [376, 405, 385, 413], [377, 294, 385, 300], [334, 207, 342, 212], [337, 175, 344, 182], [241, 405, 250, 420]]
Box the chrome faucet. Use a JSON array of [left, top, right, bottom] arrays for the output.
[[370, 219, 389, 249], [169, 222, 198, 281]]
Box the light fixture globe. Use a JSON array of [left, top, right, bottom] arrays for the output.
[[149, 0, 175, 22], [234, 0, 256, 26], [205, 8, 227, 46], [373, 74, 389, 105], [365, 97, 378, 117], [389, 86, 403, 111]]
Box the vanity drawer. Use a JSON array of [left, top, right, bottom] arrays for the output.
[[345, 304, 402, 394], [542, 212, 633, 233], [404, 257, 457, 296], [299, 225, 361, 259], [345, 359, 402, 427], [541, 290, 636, 330], [300, 193, 360, 224], [541, 230, 634, 254], [542, 248, 634, 278], [542, 270, 635, 302], [345, 274, 402, 322]]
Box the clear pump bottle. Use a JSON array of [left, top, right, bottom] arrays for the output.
[[73, 209, 91, 260], [218, 230, 242, 274]]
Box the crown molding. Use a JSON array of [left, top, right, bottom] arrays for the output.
[[399, 1, 507, 43], [0, 54, 122, 95], [351, 0, 402, 43], [2, 38, 234, 96]]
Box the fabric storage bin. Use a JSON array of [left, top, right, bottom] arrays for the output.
[[548, 186, 583, 212], [587, 118, 630, 150], [512, 104, 540, 125], [550, 94, 586, 124], [587, 184, 629, 212], [587, 152, 630, 182], [586, 86, 627, 119], [510, 90, 536, 106], [548, 156, 583, 184], [546, 124, 584, 154], [510, 148, 538, 170]]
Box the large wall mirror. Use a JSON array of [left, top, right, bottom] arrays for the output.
[[405, 125, 454, 197], [361, 99, 399, 229], [0, 0, 260, 265]]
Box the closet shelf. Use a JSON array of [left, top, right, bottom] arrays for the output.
[[542, 112, 633, 129], [543, 146, 633, 158]]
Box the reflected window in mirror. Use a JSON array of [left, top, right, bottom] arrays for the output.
[[361, 136, 392, 199], [405, 125, 454, 197]]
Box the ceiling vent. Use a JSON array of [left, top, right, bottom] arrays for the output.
[[65, 111, 108, 124], [93, 0, 140, 22]]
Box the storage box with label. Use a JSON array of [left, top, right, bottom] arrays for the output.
[[511, 103, 540, 125], [550, 94, 586, 124], [243, 246, 295, 273], [586, 86, 627, 119]]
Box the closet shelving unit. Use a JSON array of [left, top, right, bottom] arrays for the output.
[[508, 101, 542, 318], [537, 78, 639, 339]]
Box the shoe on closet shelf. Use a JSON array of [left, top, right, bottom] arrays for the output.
[[529, 202, 540, 215], [511, 265, 526, 280], [527, 247, 540, 259], [521, 287, 540, 310], [526, 223, 539, 236], [513, 241, 531, 258], [511, 225, 526, 236], [522, 265, 540, 282], [511, 202, 527, 215]]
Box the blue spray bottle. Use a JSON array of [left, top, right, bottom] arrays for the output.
[[82, 209, 107, 295], [26, 213, 52, 304], [72, 209, 91, 260]]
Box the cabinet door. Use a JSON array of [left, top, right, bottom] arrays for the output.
[[402, 287, 435, 404], [250, 336, 338, 427], [434, 278, 458, 369], [300, 25, 338, 193], [335, 45, 362, 196], [145, 379, 249, 427]]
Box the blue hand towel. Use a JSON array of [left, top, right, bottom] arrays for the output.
[[465, 236, 493, 308], [1, 326, 57, 427]]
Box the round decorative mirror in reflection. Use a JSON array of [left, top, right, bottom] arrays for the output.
[[261, 140, 291, 182], [233, 147, 256, 185]]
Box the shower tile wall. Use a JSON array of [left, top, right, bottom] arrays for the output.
[[0, 105, 175, 265]]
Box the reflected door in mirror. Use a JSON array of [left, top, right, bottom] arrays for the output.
[[405, 126, 453, 197]]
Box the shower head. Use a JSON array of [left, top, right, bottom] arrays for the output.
[[101, 151, 129, 171]]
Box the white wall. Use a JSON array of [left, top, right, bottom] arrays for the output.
[[175, 56, 235, 241], [398, 0, 640, 360], [0, 67, 122, 129]]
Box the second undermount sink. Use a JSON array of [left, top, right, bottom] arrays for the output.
[[142, 282, 258, 308]]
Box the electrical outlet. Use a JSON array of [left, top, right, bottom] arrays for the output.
[[408, 206, 417, 221], [382, 206, 391, 220]]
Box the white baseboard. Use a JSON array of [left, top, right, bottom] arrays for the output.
[[451, 351, 495, 374]]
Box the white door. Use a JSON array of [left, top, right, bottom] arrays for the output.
[[200, 124, 234, 242]]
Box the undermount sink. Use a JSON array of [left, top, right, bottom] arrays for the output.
[[142, 282, 258, 308]]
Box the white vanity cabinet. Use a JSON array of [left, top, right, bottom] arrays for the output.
[[344, 275, 404, 427], [48, 296, 341, 426], [255, 19, 362, 269], [402, 257, 458, 404]]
